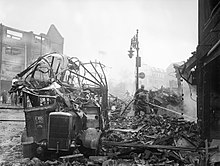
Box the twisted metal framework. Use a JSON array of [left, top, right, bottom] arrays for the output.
[[11, 52, 109, 126]]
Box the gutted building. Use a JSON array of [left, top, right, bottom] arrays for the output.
[[0, 24, 64, 93]]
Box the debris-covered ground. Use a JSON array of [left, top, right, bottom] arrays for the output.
[[0, 108, 24, 165], [101, 114, 203, 166]]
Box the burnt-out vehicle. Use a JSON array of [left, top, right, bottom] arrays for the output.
[[9, 52, 109, 160]]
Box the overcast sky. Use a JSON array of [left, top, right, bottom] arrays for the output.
[[0, 0, 198, 83]]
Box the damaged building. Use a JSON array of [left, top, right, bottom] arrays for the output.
[[0, 24, 64, 93]]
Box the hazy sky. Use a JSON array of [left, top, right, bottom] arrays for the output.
[[0, 0, 198, 83]]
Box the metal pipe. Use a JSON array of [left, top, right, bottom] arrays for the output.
[[102, 141, 218, 152], [90, 61, 105, 86], [0, 119, 25, 122], [146, 101, 197, 121]]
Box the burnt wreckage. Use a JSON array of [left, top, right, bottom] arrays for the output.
[[9, 52, 109, 159]]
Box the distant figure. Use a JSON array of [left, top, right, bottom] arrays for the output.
[[1, 90, 8, 104], [10, 75, 21, 106], [125, 90, 130, 97], [11, 92, 18, 106]]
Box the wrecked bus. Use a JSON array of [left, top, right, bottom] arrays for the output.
[[9, 52, 109, 160]]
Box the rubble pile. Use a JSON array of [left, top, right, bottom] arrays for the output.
[[148, 87, 183, 110], [100, 114, 204, 165]]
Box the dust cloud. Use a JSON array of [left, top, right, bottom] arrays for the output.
[[182, 81, 197, 119]]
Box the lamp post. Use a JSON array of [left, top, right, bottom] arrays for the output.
[[128, 29, 141, 91]]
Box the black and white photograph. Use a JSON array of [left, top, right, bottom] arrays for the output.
[[0, 0, 220, 165]]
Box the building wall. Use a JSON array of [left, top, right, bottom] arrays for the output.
[[197, 0, 220, 140], [0, 24, 64, 93]]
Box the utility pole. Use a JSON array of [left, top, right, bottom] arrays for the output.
[[128, 29, 141, 91]]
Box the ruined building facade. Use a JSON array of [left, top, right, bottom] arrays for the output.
[[0, 24, 64, 92]]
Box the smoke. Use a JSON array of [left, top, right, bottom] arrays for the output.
[[108, 68, 135, 98], [182, 81, 197, 118]]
